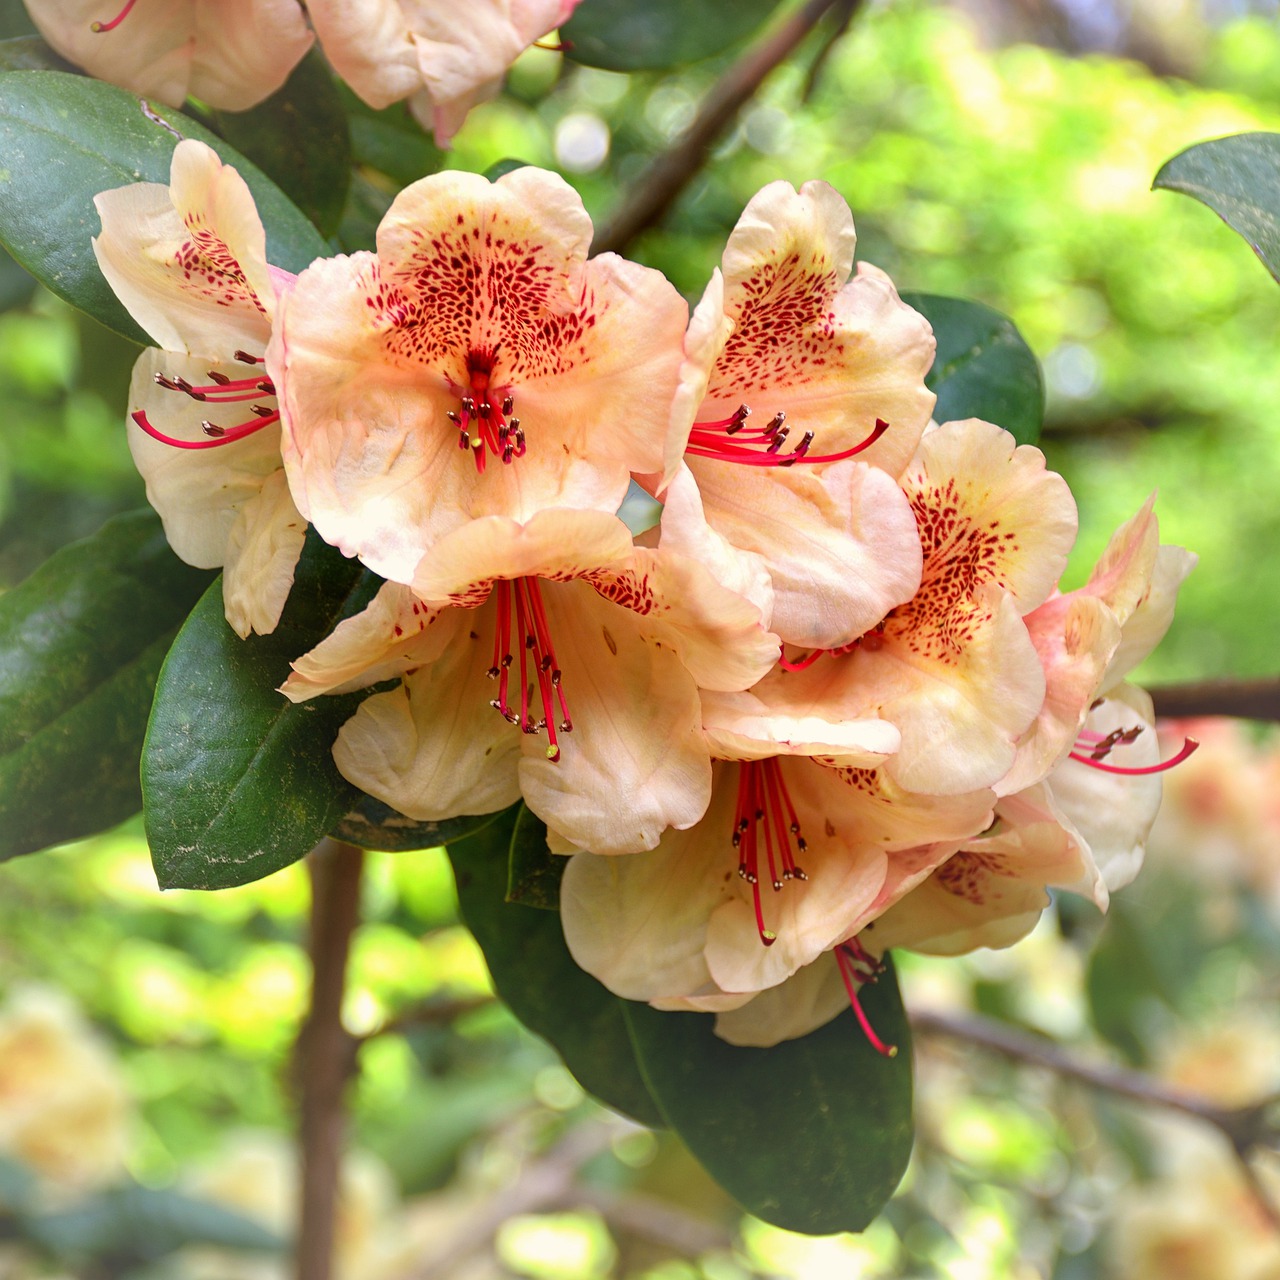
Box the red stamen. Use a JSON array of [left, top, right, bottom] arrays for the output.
[[90, 0, 136, 32], [131, 408, 279, 450], [452, 358, 521, 474], [835, 940, 898, 1058], [1068, 735, 1199, 776], [732, 760, 810, 947], [687, 411, 889, 467]]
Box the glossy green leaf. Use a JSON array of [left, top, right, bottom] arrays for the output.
[[0, 35, 72, 73], [0, 510, 213, 861], [449, 808, 664, 1127], [331, 794, 504, 854], [1154, 133, 1280, 284], [343, 87, 441, 190], [506, 803, 564, 909], [212, 48, 350, 239], [563, 0, 780, 71], [143, 534, 379, 890], [0, 70, 327, 344], [903, 292, 1044, 446], [623, 960, 914, 1234]]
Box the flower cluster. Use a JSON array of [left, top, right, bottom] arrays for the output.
[[24, 0, 581, 144], [94, 140, 1195, 1050]]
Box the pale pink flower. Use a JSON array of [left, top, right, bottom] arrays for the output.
[[270, 166, 687, 586], [282, 508, 780, 855], [306, 0, 581, 145], [26, 0, 313, 110], [653, 181, 934, 650], [93, 138, 305, 637]]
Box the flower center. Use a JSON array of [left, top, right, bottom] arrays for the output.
[[132, 351, 280, 450], [835, 937, 898, 1058], [776, 623, 885, 672], [1069, 723, 1199, 775], [686, 404, 889, 467], [90, 0, 136, 32], [447, 352, 523, 474], [731, 759, 810, 947], [486, 578, 571, 762]]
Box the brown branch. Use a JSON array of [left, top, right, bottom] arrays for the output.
[[294, 839, 365, 1280], [1149, 677, 1280, 723], [593, 0, 853, 256], [912, 1008, 1280, 1230]]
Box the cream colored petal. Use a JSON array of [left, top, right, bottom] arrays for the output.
[[281, 584, 463, 702], [1101, 544, 1197, 692], [94, 139, 274, 355], [902, 419, 1078, 615], [126, 348, 282, 570], [28, 0, 194, 104], [998, 593, 1122, 796], [713, 954, 850, 1047], [188, 0, 314, 111], [411, 510, 635, 605], [305, 0, 422, 109], [332, 630, 522, 822], [516, 581, 711, 854], [688, 454, 923, 650], [588, 546, 779, 694], [705, 180, 934, 477], [1081, 495, 1160, 623], [1047, 683, 1164, 894], [221, 468, 306, 638]]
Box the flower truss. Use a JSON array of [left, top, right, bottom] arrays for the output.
[[25, 0, 578, 143], [93, 144, 1196, 1056]]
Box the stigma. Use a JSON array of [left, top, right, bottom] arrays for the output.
[[686, 404, 889, 467], [486, 578, 571, 762], [731, 759, 810, 947], [132, 351, 279, 450], [835, 937, 899, 1058], [447, 352, 524, 474], [91, 0, 136, 32]]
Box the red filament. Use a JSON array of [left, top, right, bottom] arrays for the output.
[[687, 405, 889, 467], [448, 358, 523, 474], [1068, 725, 1199, 776], [91, 0, 137, 32], [132, 356, 278, 449], [835, 939, 898, 1058], [732, 759, 809, 947], [486, 578, 571, 761]]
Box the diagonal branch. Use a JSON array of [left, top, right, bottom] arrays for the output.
[[911, 1008, 1280, 1230], [594, 0, 855, 256], [1149, 676, 1280, 723]]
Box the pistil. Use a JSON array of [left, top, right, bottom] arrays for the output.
[[486, 578, 571, 761], [91, 0, 137, 33], [835, 938, 898, 1058], [731, 759, 810, 947], [447, 357, 523, 474], [687, 405, 889, 467], [132, 353, 279, 450], [1068, 725, 1199, 775]]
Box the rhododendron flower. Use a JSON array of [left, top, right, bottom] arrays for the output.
[[26, 0, 313, 110], [742, 419, 1079, 795], [560, 681, 995, 1016], [271, 167, 687, 586], [282, 509, 780, 854], [654, 181, 935, 649], [93, 138, 305, 638], [306, 0, 581, 146]]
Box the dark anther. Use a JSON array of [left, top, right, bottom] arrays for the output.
[[502, 395, 514, 415], [201, 421, 226, 438]]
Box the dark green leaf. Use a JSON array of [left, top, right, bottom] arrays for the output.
[[0, 510, 213, 861], [212, 48, 350, 239], [506, 803, 564, 909], [25, 1183, 281, 1262], [484, 158, 529, 182], [0, 240, 34, 309], [449, 808, 665, 1127], [563, 0, 780, 70], [1153, 133, 1280, 284], [0, 35, 73, 73], [0, 70, 327, 344], [143, 533, 380, 890], [0, 2, 35, 38], [342, 86, 442, 189], [623, 959, 914, 1234], [903, 292, 1044, 446], [331, 793, 505, 853]]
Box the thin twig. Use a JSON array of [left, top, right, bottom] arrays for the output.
[[594, 0, 854, 256], [1149, 676, 1280, 723], [295, 839, 365, 1280], [912, 1008, 1280, 1230]]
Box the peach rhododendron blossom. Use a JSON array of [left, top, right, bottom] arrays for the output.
[[93, 138, 305, 638], [743, 419, 1078, 795], [271, 166, 687, 586], [307, 0, 581, 146], [26, 0, 313, 110], [655, 181, 935, 649], [282, 508, 780, 854]]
